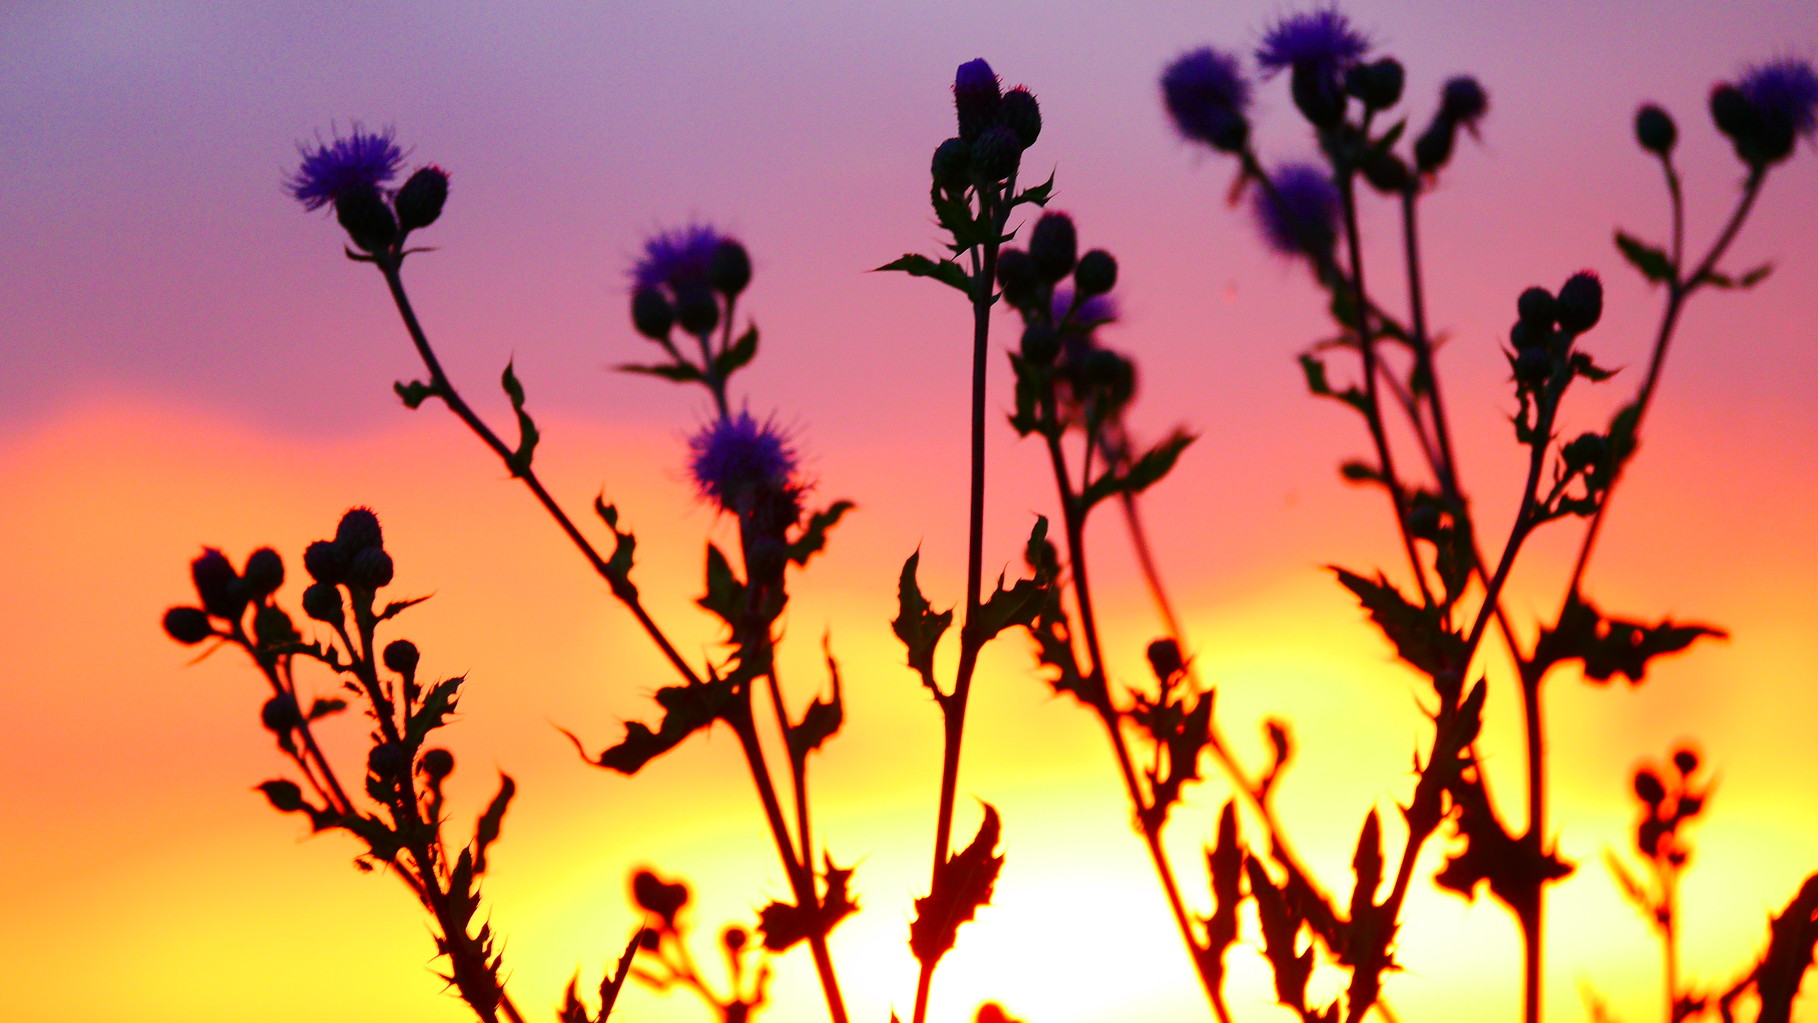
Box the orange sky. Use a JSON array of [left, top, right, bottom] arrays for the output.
[[3, 3, 1817, 1022]]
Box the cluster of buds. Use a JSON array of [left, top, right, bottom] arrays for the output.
[[287, 126, 448, 256], [297, 507, 395, 627], [931, 59, 1041, 194], [630, 226, 752, 343], [1506, 271, 1603, 393], [164, 545, 296, 650], [1000, 213, 1133, 423], [1632, 747, 1706, 867]]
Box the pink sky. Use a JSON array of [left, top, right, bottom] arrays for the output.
[[3, 3, 1817, 1022]]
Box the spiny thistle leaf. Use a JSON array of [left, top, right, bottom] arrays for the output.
[[910, 804, 1005, 964]]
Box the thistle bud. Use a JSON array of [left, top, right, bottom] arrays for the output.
[[1562, 432, 1607, 472], [1634, 104, 1677, 156], [1513, 347, 1551, 388], [709, 239, 752, 298], [970, 124, 1021, 182], [1146, 638, 1184, 682], [254, 605, 299, 646], [632, 870, 690, 927], [262, 693, 302, 733], [349, 547, 394, 590], [995, 248, 1038, 309], [1508, 320, 1548, 352], [931, 137, 972, 194], [1516, 287, 1557, 327], [631, 287, 675, 340], [301, 581, 344, 625], [420, 747, 455, 781], [673, 282, 720, 336], [954, 58, 1003, 142], [191, 548, 245, 621], [1439, 76, 1489, 127], [1081, 347, 1135, 411], [1346, 58, 1405, 111], [1028, 212, 1077, 282], [998, 86, 1042, 149], [1020, 322, 1059, 364], [1672, 748, 1699, 775], [394, 166, 449, 232], [1709, 85, 1758, 141], [1555, 271, 1603, 333], [258, 780, 306, 813], [722, 926, 748, 954], [242, 547, 285, 600], [163, 606, 213, 645], [368, 742, 408, 782], [303, 539, 347, 585], [383, 639, 420, 678], [335, 508, 383, 555], [1074, 249, 1117, 297], [1406, 503, 1442, 541], [1634, 769, 1666, 806], [334, 185, 398, 254]]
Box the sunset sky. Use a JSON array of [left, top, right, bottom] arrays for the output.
[[3, 3, 1817, 1022]]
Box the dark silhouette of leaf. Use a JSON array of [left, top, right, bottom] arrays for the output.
[[616, 361, 704, 383], [406, 675, 465, 746], [306, 697, 347, 720], [874, 253, 971, 294], [759, 855, 858, 951], [1533, 594, 1725, 684], [1755, 873, 1818, 1023], [1080, 431, 1194, 511], [1332, 567, 1465, 678], [473, 773, 514, 874], [500, 360, 539, 476], [1616, 229, 1674, 285], [910, 804, 1004, 964], [788, 500, 855, 566], [892, 550, 952, 691], [1200, 802, 1244, 990], [571, 674, 732, 775], [713, 325, 759, 379], [789, 642, 845, 760], [699, 542, 745, 627], [1246, 857, 1315, 1014]]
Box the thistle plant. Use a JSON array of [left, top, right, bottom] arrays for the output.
[[159, 10, 1818, 1023]]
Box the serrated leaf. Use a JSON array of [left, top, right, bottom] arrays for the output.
[[472, 773, 514, 874], [375, 594, 430, 622], [307, 698, 347, 721], [788, 500, 855, 566], [759, 855, 858, 951], [699, 543, 745, 627], [789, 641, 845, 760], [406, 675, 465, 746], [874, 253, 972, 294], [1011, 170, 1056, 209], [1299, 353, 1333, 396], [1532, 594, 1725, 685], [572, 674, 731, 775], [1331, 568, 1466, 678], [1080, 431, 1194, 511], [713, 325, 759, 379], [501, 360, 539, 476], [909, 805, 1004, 964], [892, 550, 952, 688], [971, 568, 1045, 643], [1615, 230, 1674, 286], [593, 496, 620, 530]]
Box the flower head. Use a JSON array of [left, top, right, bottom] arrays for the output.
[[1256, 7, 1369, 76], [688, 412, 798, 512], [954, 58, 1003, 141], [1738, 58, 1818, 137], [1441, 76, 1490, 130], [632, 224, 728, 292], [1162, 48, 1252, 151], [1254, 162, 1339, 259], [287, 125, 403, 211]]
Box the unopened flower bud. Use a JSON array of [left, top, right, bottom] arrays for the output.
[[1146, 638, 1184, 682], [1074, 249, 1117, 297], [631, 287, 675, 340], [1709, 85, 1758, 141], [709, 239, 752, 298], [420, 747, 455, 781], [301, 581, 344, 625], [1440, 76, 1489, 127], [1634, 104, 1676, 156], [394, 166, 449, 232], [998, 86, 1041, 149], [1508, 320, 1548, 351], [673, 282, 720, 336], [632, 869, 690, 927], [1563, 433, 1607, 473], [335, 508, 383, 555], [1555, 271, 1603, 333], [722, 926, 748, 953], [931, 137, 972, 193], [383, 639, 420, 678], [970, 124, 1022, 182], [1517, 287, 1557, 327], [254, 605, 299, 646], [1081, 348, 1135, 410], [638, 928, 661, 951], [1290, 62, 1346, 128], [1346, 58, 1405, 111], [1029, 212, 1077, 283], [368, 741, 408, 782], [303, 539, 347, 585], [191, 548, 245, 620], [1634, 769, 1666, 805], [349, 547, 394, 590], [954, 58, 1003, 142], [163, 606, 213, 645], [262, 693, 302, 733], [259, 779, 306, 813], [1672, 748, 1699, 775], [241, 547, 285, 600], [1406, 503, 1442, 540], [995, 248, 1038, 309], [334, 185, 398, 254], [1514, 347, 1551, 388], [1020, 323, 1059, 364]]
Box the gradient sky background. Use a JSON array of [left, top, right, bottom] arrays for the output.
[[4, 2, 1817, 1021]]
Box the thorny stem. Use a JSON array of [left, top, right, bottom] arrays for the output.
[[912, 173, 1011, 1023], [375, 256, 703, 690]]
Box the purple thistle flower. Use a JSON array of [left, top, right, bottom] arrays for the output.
[[1254, 162, 1339, 259], [954, 58, 1003, 141], [632, 224, 729, 291], [688, 411, 798, 512], [1053, 286, 1119, 329], [287, 125, 403, 211], [1161, 48, 1252, 150], [1256, 7, 1369, 76], [1739, 58, 1818, 137]]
